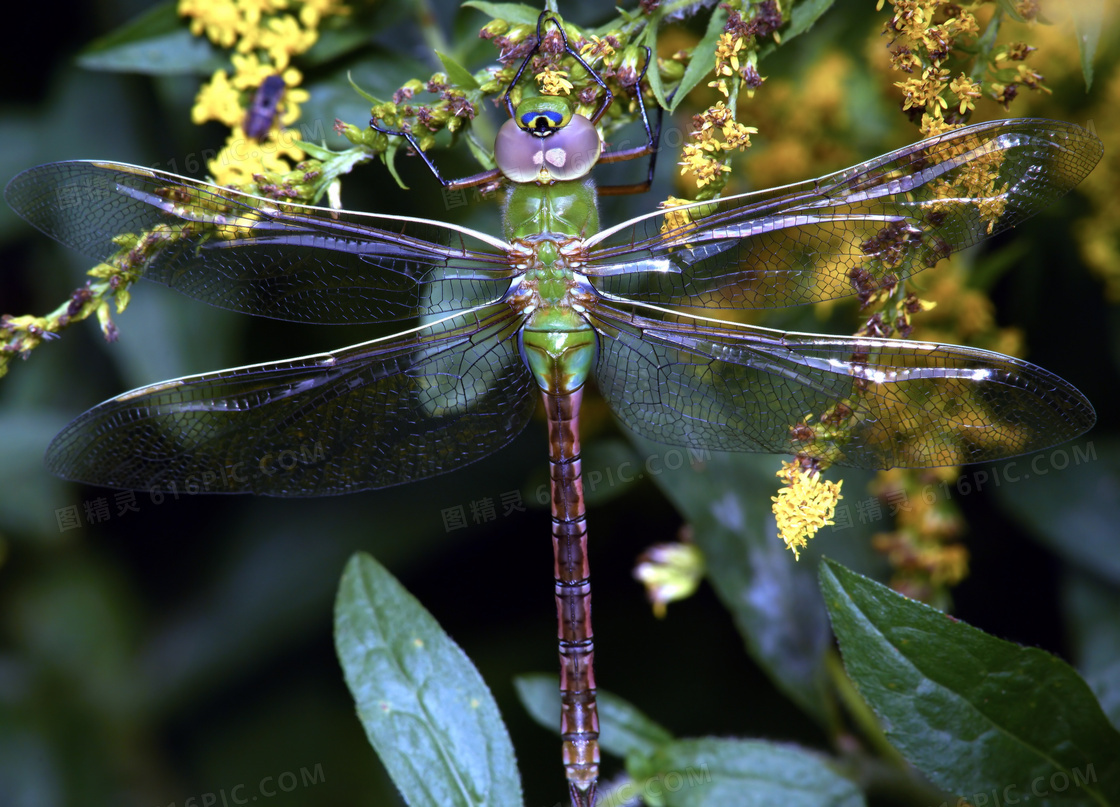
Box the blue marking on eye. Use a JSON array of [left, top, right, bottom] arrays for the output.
[[520, 110, 563, 128]]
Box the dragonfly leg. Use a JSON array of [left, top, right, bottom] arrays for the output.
[[367, 115, 503, 190], [504, 12, 616, 127], [596, 45, 662, 196]]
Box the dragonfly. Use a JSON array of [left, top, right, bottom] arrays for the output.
[[4, 12, 1103, 807]]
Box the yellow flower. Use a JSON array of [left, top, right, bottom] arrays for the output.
[[179, 0, 242, 48], [192, 69, 244, 127], [231, 52, 286, 89], [678, 143, 729, 187], [536, 68, 574, 96], [208, 127, 305, 187], [299, 0, 349, 28], [948, 74, 981, 114], [658, 196, 694, 234], [771, 460, 843, 560], [579, 34, 615, 64], [255, 13, 317, 69], [715, 32, 742, 73]]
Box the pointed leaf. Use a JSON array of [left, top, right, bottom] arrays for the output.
[[669, 6, 726, 113], [643, 24, 670, 112], [628, 738, 864, 807], [347, 70, 385, 106], [514, 674, 674, 759], [335, 553, 522, 807], [383, 140, 409, 190], [821, 559, 1120, 806], [76, 1, 225, 75], [437, 52, 481, 91], [461, 1, 543, 27], [785, 0, 838, 40], [1073, 2, 1104, 97]]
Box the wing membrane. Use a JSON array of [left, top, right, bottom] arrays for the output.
[[588, 302, 1095, 469], [45, 305, 534, 494], [586, 119, 1102, 312], [5, 161, 515, 324]]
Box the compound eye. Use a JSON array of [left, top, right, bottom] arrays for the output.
[[538, 114, 600, 181], [495, 119, 541, 183], [495, 114, 601, 183]]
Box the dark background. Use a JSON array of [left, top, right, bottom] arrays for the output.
[[1, 2, 1117, 806]]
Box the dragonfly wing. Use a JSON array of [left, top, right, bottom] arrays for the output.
[[46, 305, 535, 495], [586, 119, 1102, 311], [5, 161, 514, 324], [588, 304, 1095, 469]]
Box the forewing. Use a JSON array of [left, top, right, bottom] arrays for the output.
[[588, 304, 1095, 469], [45, 305, 534, 495], [586, 119, 1102, 311], [5, 161, 514, 324]]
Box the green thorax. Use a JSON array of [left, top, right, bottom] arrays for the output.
[[508, 179, 600, 396], [503, 178, 599, 242]]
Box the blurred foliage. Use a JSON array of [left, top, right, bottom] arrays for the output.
[[1, 1, 1120, 806]]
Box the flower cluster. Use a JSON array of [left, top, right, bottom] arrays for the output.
[[180, 0, 348, 189], [707, 2, 779, 99], [536, 67, 574, 97], [771, 460, 844, 560], [881, 0, 1046, 138], [678, 102, 758, 192], [870, 468, 967, 602]]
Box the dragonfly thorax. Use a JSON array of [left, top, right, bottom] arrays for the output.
[[508, 244, 595, 311], [508, 242, 598, 397]]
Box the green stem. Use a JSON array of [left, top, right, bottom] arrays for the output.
[[970, 7, 1003, 83]]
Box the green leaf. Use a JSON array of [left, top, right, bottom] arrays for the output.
[[383, 140, 409, 191], [464, 128, 496, 171], [335, 553, 522, 807], [76, 1, 226, 75], [821, 559, 1120, 806], [437, 52, 481, 91], [642, 24, 670, 112], [627, 738, 865, 807], [461, 1, 543, 26], [1072, 0, 1105, 90], [513, 674, 674, 759], [785, 0, 838, 40], [991, 438, 1120, 585], [1064, 569, 1120, 731], [347, 70, 385, 106], [670, 5, 727, 113]]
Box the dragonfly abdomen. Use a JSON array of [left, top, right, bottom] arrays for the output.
[[543, 387, 600, 804]]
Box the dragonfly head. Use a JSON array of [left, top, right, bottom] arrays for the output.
[[495, 97, 602, 184]]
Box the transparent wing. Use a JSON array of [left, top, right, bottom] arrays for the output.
[[586, 119, 1102, 311], [5, 161, 515, 324], [46, 305, 535, 495], [587, 303, 1095, 469]]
